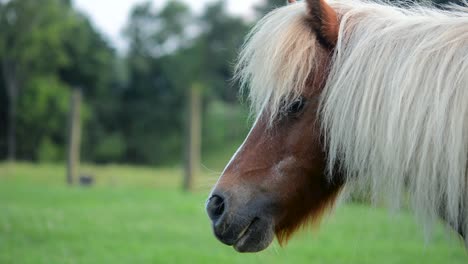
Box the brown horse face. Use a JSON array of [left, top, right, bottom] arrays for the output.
[[206, 90, 343, 252], [206, 0, 342, 253]]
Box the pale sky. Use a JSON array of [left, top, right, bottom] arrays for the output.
[[73, 0, 262, 52]]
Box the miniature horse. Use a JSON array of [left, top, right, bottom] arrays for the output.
[[206, 0, 468, 252]]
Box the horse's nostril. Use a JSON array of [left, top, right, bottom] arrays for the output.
[[206, 194, 225, 222]]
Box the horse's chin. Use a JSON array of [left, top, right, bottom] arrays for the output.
[[211, 209, 276, 253], [232, 218, 275, 253]]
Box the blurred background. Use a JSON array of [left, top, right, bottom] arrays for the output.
[[0, 0, 466, 263]]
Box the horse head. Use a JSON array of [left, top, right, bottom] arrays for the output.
[[206, 0, 343, 252]]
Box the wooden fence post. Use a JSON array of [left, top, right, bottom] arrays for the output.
[[184, 84, 202, 192], [67, 88, 82, 186]]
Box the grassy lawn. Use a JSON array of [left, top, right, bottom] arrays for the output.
[[0, 163, 466, 263]]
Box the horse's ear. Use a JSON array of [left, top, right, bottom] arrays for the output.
[[305, 0, 339, 49]]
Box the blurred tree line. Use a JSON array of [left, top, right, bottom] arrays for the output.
[[0, 0, 460, 166], [0, 0, 259, 166]]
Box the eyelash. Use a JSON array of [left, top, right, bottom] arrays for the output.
[[282, 97, 306, 117]]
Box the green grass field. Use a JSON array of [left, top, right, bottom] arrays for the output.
[[0, 162, 466, 263]]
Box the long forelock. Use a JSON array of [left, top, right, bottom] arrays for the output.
[[320, 0, 468, 242], [235, 2, 321, 125]]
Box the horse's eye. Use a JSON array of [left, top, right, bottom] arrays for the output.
[[286, 97, 306, 115]]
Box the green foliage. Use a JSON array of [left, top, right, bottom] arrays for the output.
[[118, 1, 189, 165], [0, 0, 250, 165], [37, 138, 62, 162], [119, 0, 249, 165], [59, 13, 115, 95], [194, 1, 249, 102], [93, 133, 126, 162], [254, 0, 288, 17], [0, 76, 6, 159], [0, 0, 70, 73], [0, 0, 119, 163], [202, 100, 250, 156], [53, 3, 118, 165], [0, 0, 75, 160], [16, 75, 70, 161]]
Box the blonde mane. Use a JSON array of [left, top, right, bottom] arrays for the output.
[[235, 3, 322, 123], [236, 0, 468, 242]]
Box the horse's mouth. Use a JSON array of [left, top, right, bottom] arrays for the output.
[[212, 214, 275, 253], [233, 217, 275, 253]]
